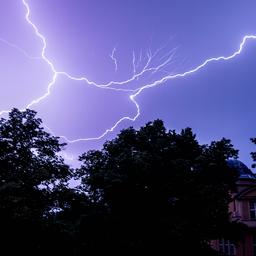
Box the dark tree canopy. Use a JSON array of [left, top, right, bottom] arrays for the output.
[[76, 119, 242, 255], [0, 108, 71, 185], [251, 138, 256, 168], [0, 110, 247, 255], [0, 108, 72, 253]]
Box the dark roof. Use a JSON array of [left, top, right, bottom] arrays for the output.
[[227, 159, 256, 179]]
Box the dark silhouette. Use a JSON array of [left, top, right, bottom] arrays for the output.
[[0, 110, 246, 255], [251, 137, 256, 168], [76, 119, 244, 255], [0, 108, 71, 254]]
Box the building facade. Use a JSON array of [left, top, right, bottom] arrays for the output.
[[212, 160, 256, 256]]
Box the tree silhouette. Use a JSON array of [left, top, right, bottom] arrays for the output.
[[0, 110, 247, 255], [0, 108, 71, 253], [76, 119, 242, 255], [251, 138, 256, 168]]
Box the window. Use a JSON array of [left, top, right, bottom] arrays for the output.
[[218, 239, 236, 256], [249, 201, 256, 220]]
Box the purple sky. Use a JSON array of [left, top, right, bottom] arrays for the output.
[[1, 0, 256, 167]]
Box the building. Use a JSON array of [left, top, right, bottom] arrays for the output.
[[213, 160, 256, 256]]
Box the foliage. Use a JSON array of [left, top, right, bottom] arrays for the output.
[[0, 108, 71, 253], [77, 119, 240, 254], [0, 110, 247, 255], [251, 138, 256, 168]]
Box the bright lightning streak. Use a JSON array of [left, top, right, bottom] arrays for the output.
[[62, 35, 256, 143], [133, 35, 256, 94], [110, 47, 118, 72], [18, 0, 57, 110], [132, 51, 136, 75], [58, 98, 140, 143], [19, 1, 176, 104], [7, 1, 256, 144], [57, 46, 178, 91], [22, 0, 175, 97]]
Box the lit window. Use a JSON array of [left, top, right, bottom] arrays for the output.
[[249, 201, 256, 220], [218, 239, 236, 256]]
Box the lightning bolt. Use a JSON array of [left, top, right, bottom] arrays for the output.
[[61, 34, 256, 143], [0, 37, 40, 60], [110, 47, 118, 72], [3, 0, 256, 144]]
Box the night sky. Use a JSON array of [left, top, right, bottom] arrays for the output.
[[1, 0, 256, 167]]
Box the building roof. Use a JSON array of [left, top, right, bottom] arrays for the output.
[[227, 159, 256, 179]]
